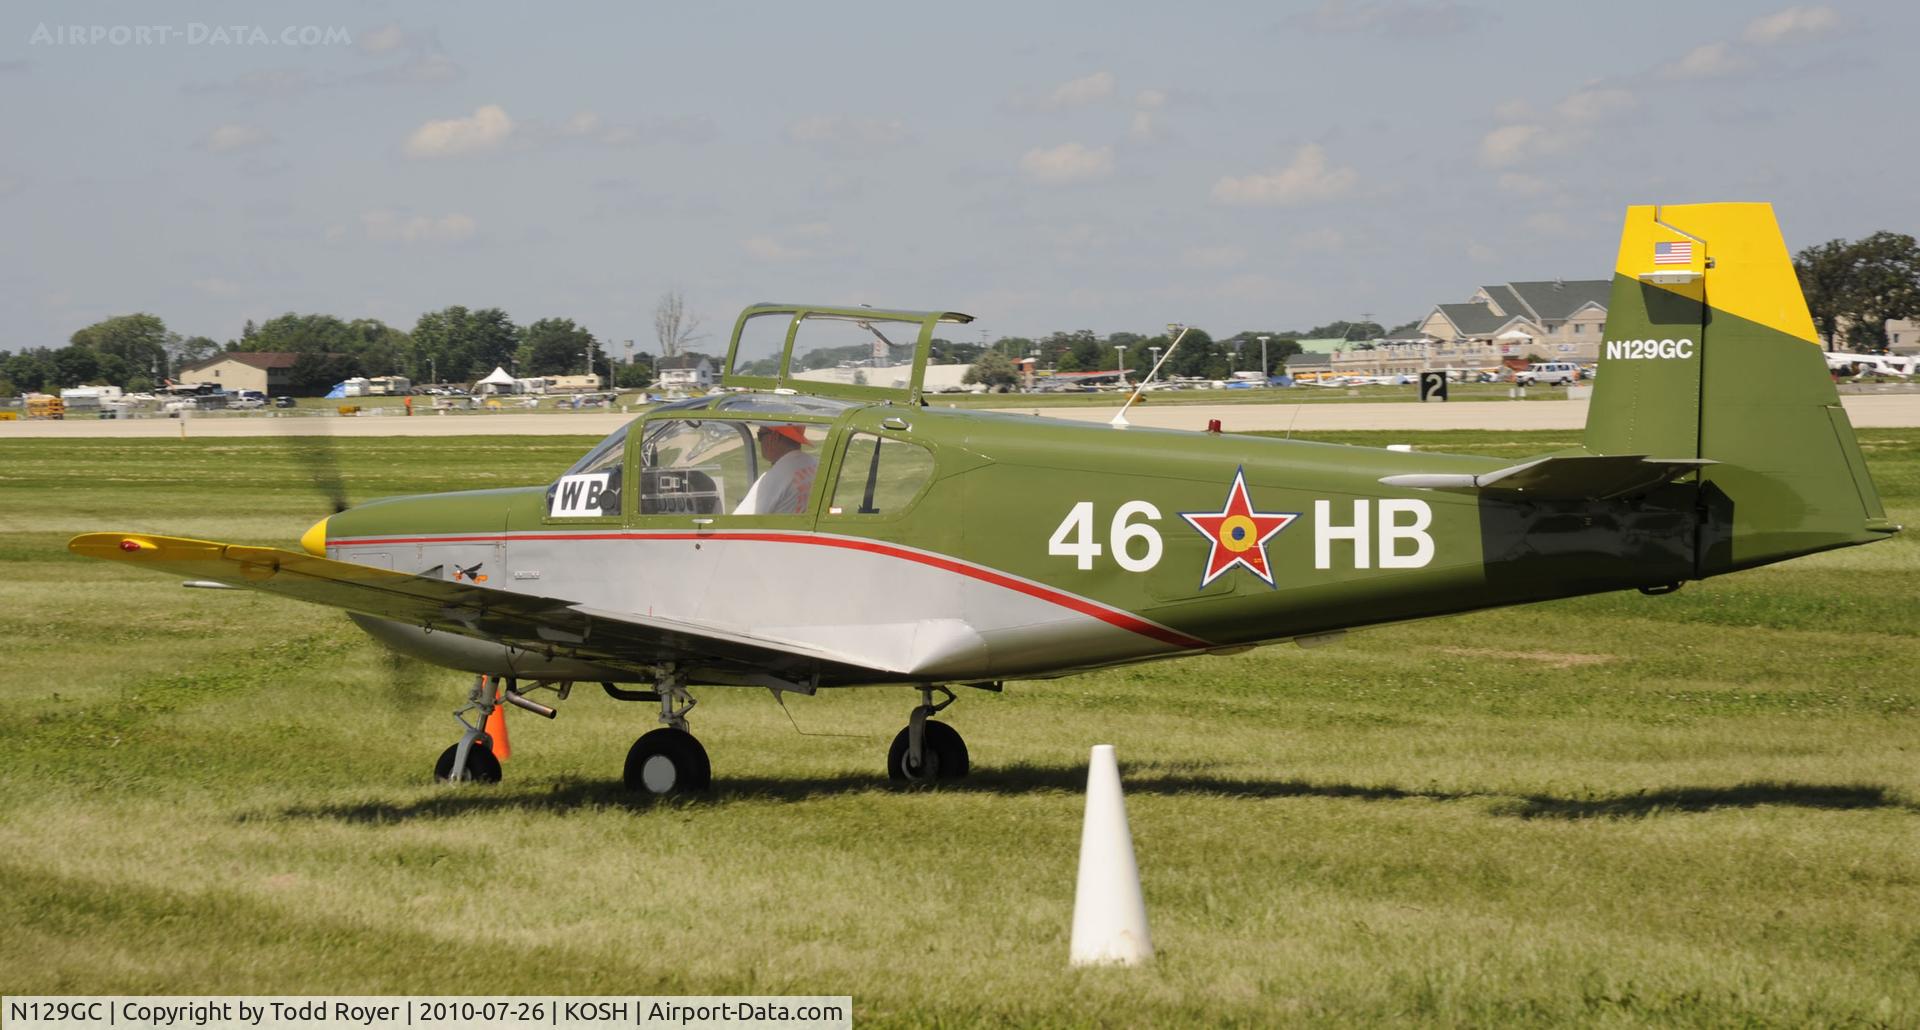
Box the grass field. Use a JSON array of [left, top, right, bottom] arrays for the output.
[[1, 430, 1916, 1026]]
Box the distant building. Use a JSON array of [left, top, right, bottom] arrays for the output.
[[544, 374, 605, 393], [177, 351, 301, 394], [656, 356, 715, 391], [1886, 319, 1917, 355], [1331, 280, 1610, 376]]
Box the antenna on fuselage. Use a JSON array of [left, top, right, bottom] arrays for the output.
[[1110, 323, 1189, 429]]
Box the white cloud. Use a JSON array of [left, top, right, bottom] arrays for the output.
[[361, 210, 478, 243], [786, 115, 911, 147], [1744, 5, 1836, 44], [560, 112, 602, 137], [404, 105, 512, 158], [1127, 110, 1157, 143], [1479, 123, 1543, 167], [1019, 142, 1114, 184], [1211, 144, 1356, 205], [1493, 99, 1535, 122], [1554, 87, 1635, 123], [1668, 42, 1750, 79], [200, 123, 273, 153], [359, 23, 407, 54], [1011, 71, 1117, 112], [1047, 71, 1115, 108], [1135, 89, 1167, 110], [192, 276, 241, 296]]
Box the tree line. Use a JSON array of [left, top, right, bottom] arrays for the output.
[[10, 232, 1909, 397], [1794, 232, 1920, 352], [959, 321, 1387, 388], [0, 291, 712, 398]]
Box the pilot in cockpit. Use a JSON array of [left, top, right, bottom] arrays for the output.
[[733, 424, 816, 515]]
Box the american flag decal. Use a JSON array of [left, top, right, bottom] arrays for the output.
[[1653, 241, 1694, 265]]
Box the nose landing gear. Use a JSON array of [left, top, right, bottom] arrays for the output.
[[435, 674, 505, 783]]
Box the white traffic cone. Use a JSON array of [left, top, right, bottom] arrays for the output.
[[1069, 744, 1153, 966]]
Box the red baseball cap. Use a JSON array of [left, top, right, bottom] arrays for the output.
[[758, 424, 808, 446]]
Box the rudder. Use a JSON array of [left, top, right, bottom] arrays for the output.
[[1584, 203, 1894, 575]]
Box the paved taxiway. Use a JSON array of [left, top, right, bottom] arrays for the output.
[[6, 393, 1919, 438]]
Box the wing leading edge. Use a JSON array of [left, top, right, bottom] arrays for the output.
[[68, 532, 885, 684]]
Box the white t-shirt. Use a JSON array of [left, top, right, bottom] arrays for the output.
[[733, 450, 817, 515]]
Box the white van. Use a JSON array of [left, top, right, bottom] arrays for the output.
[[1515, 361, 1580, 386]]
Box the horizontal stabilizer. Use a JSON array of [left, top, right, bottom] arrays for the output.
[[1380, 455, 1713, 500]]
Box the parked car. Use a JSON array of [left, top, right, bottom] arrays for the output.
[[229, 390, 267, 409], [273, 395, 297, 408], [1514, 361, 1581, 386]]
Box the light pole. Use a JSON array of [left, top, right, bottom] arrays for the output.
[[1115, 344, 1127, 385], [1257, 335, 1271, 382]]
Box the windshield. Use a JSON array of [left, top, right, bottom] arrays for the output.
[[547, 421, 632, 518]]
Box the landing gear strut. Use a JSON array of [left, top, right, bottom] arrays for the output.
[[623, 672, 711, 796], [888, 686, 969, 783], [435, 674, 503, 783]]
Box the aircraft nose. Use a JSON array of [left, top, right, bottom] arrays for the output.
[[300, 516, 329, 557]]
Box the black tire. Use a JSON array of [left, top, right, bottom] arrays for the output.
[[623, 727, 712, 796], [434, 739, 502, 783], [887, 720, 969, 782]]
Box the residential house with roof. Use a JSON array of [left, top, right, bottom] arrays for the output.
[[176, 351, 302, 395], [655, 355, 716, 391], [1329, 279, 1610, 376]]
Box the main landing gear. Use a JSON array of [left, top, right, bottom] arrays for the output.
[[888, 686, 969, 783], [621, 673, 711, 797]]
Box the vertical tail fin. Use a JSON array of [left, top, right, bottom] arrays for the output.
[[1584, 203, 1894, 574]]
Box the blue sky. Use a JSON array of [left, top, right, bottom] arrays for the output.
[[3, 1, 1913, 352]]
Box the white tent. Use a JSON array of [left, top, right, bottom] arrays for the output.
[[475, 366, 518, 395]]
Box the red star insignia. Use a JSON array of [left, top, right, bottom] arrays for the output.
[[1179, 467, 1298, 588]]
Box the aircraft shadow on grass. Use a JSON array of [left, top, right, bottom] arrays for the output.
[[269, 767, 1916, 825]]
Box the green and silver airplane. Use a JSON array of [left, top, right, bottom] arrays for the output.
[[71, 203, 1897, 795]]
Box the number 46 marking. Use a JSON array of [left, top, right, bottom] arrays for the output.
[[1048, 500, 1163, 572]]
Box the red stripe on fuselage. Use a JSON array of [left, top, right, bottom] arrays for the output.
[[331, 529, 1211, 651]]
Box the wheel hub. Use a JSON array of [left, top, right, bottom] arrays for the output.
[[640, 754, 678, 793]]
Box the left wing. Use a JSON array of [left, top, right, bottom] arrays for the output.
[[69, 532, 887, 684]]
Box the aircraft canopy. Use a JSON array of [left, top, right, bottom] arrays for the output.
[[721, 303, 974, 403]]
